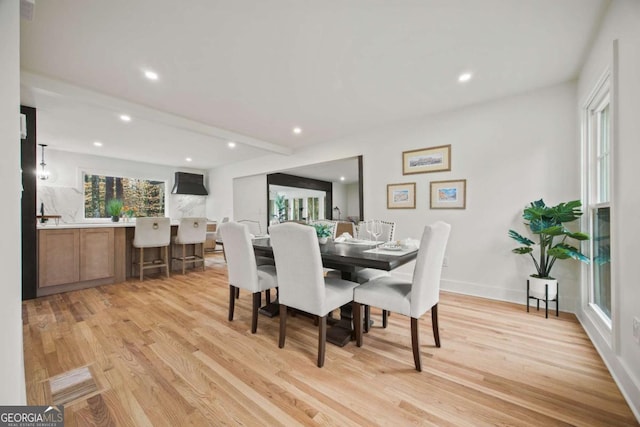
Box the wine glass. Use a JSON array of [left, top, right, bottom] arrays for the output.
[[371, 220, 382, 250], [365, 219, 372, 241]]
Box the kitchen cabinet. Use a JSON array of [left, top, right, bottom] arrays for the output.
[[38, 229, 80, 287], [38, 227, 115, 290], [80, 228, 114, 281]]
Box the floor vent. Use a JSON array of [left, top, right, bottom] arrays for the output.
[[49, 366, 98, 405]]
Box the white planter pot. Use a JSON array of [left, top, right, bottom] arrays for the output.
[[318, 237, 329, 244], [528, 276, 558, 300]]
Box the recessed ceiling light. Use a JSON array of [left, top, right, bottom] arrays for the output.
[[292, 127, 302, 135], [120, 114, 131, 122], [185, 157, 192, 162], [93, 141, 103, 147], [227, 141, 236, 148], [340, 176, 345, 181], [458, 72, 472, 83], [144, 70, 159, 81]]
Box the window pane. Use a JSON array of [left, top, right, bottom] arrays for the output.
[[592, 206, 611, 318], [597, 105, 610, 203], [83, 174, 166, 218]]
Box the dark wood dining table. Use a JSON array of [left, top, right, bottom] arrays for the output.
[[252, 237, 418, 346]]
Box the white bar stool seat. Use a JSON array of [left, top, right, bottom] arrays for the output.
[[132, 217, 171, 281]]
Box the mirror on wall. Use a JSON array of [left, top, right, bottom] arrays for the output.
[[266, 156, 363, 225]]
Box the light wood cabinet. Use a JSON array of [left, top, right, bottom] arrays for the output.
[[38, 229, 80, 287], [80, 228, 114, 281], [38, 228, 115, 289]]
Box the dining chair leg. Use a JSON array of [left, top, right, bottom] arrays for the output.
[[139, 248, 144, 281], [265, 289, 271, 305], [236, 287, 240, 299], [251, 292, 260, 333], [318, 315, 327, 368], [353, 302, 363, 347], [431, 303, 440, 347], [364, 305, 371, 333], [411, 317, 422, 372], [228, 286, 236, 321], [279, 304, 287, 348], [382, 310, 388, 328]]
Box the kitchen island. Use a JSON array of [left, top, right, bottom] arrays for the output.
[[36, 220, 207, 296]]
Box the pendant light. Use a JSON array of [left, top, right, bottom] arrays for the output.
[[38, 144, 50, 180]]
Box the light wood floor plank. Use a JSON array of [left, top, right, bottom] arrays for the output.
[[22, 254, 638, 426]]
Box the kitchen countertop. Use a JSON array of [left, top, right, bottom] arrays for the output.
[[37, 220, 183, 229]]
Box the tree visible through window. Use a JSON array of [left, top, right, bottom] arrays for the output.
[[83, 174, 166, 218]]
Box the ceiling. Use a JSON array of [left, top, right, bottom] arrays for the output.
[[20, 0, 609, 171], [279, 157, 360, 185]]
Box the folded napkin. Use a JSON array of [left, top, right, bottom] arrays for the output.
[[334, 232, 353, 243], [399, 238, 420, 250]]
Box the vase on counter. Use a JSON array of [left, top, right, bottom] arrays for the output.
[[111, 215, 120, 222]]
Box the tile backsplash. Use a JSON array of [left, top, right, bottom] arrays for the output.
[[37, 186, 207, 223]]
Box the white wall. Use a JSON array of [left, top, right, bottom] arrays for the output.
[[331, 182, 348, 220], [37, 149, 208, 222], [0, 0, 26, 404], [209, 81, 580, 309], [233, 174, 267, 231], [346, 183, 360, 220], [577, 0, 640, 418]]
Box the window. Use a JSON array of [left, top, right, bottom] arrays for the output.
[[584, 73, 612, 324], [307, 197, 320, 221], [83, 173, 166, 218]]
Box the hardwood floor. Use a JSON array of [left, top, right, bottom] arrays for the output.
[[23, 254, 638, 426]]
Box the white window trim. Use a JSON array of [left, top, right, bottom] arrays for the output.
[[581, 66, 615, 345]]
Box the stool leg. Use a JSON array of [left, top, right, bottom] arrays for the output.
[[139, 248, 144, 281], [182, 244, 186, 275], [201, 243, 205, 271], [165, 246, 170, 278]]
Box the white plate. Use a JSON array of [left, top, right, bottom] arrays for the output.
[[380, 244, 403, 251]]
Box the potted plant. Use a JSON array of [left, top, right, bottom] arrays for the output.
[[508, 199, 590, 300], [122, 205, 137, 221], [313, 223, 333, 244], [106, 199, 124, 222]]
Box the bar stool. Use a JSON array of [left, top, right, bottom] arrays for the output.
[[132, 217, 171, 281], [172, 217, 208, 274]]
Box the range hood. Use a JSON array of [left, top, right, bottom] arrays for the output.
[[171, 172, 208, 195]]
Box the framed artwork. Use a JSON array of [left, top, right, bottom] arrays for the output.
[[402, 144, 451, 175], [430, 179, 466, 209], [387, 182, 416, 209]]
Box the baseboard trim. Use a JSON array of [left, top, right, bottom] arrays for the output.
[[390, 272, 578, 313], [577, 311, 640, 422]]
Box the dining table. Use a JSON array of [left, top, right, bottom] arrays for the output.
[[252, 237, 419, 346]]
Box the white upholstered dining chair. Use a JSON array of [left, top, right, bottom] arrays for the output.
[[218, 221, 278, 333], [132, 217, 171, 281], [269, 222, 359, 367], [353, 221, 451, 371]]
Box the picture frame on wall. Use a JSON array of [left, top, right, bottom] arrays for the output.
[[430, 179, 466, 209], [387, 182, 416, 209], [402, 144, 451, 175]]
